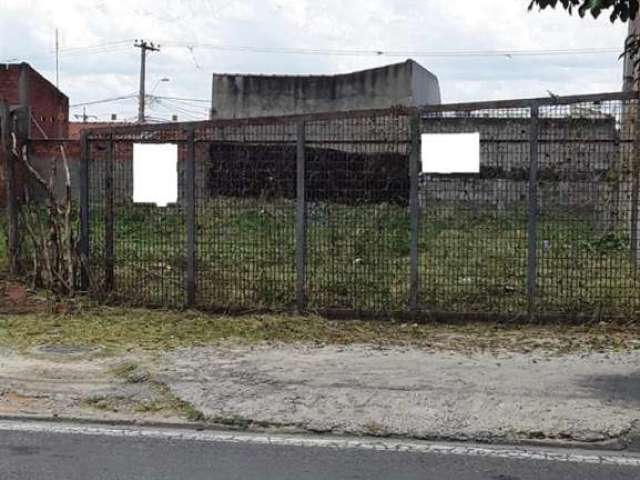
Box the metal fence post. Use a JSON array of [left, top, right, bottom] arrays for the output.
[[527, 104, 540, 317], [79, 131, 90, 291], [409, 112, 421, 314], [1, 102, 18, 275], [296, 121, 306, 312], [631, 97, 640, 266], [185, 128, 197, 307], [104, 133, 114, 292]]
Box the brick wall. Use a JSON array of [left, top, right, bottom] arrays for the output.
[[0, 64, 69, 139], [0, 63, 70, 207], [26, 66, 69, 139], [23, 140, 80, 203]]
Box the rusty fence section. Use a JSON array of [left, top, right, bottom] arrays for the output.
[[50, 91, 640, 319]]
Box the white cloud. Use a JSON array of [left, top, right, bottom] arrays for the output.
[[0, 0, 629, 120]]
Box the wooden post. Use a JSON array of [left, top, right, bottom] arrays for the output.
[[79, 131, 90, 291], [104, 133, 114, 292], [527, 104, 540, 317], [409, 112, 421, 314], [185, 128, 196, 307], [1, 102, 18, 275], [296, 121, 306, 312]]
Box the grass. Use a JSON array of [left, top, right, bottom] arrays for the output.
[[1, 307, 640, 355], [80, 199, 640, 318], [82, 388, 204, 421]]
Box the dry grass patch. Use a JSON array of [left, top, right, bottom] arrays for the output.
[[0, 306, 639, 355]]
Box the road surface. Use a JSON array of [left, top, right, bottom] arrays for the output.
[[0, 420, 639, 479]]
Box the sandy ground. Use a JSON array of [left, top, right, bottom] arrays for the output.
[[156, 344, 640, 447], [1, 342, 640, 449]]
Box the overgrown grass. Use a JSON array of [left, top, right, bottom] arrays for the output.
[[1, 307, 639, 354], [82, 199, 640, 317]]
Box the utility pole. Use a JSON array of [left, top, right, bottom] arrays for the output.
[[134, 39, 160, 123], [55, 29, 60, 88]]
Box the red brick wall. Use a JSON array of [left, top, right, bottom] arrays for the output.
[[0, 64, 69, 139], [27, 67, 69, 139], [0, 67, 20, 104], [0, 64, 70, 206]]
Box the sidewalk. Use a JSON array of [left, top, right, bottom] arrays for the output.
[[2, 279, 640, 449], [2, 340, 640, 450]]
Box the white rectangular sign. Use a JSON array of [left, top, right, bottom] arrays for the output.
[[421, 132, 481, 174], [133, 143, 178, 207]]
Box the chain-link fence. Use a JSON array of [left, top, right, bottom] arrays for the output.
[[10, 91, 638, 320]]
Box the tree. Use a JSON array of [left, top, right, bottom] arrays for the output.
[[528, 0, 638, 21], [528, 1, 640, 79]]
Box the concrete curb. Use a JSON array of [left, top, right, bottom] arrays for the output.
[[1, 413, 638, 454]]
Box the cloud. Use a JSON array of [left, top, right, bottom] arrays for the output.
[[0, 0, 629, 120]]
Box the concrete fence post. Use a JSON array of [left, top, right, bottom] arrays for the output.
[[79, 131, 90, 291], [409, 112, 421, 314], [185, 128, 197, 308], [104, 133, 114, 292], [296, 121, 307, 312], [527, 104, 540, 317], [631, 98, 640, 266]]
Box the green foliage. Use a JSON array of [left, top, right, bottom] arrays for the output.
[[528, 0, 639, 22], [580, 232, 629, 253], [78, 200, 640, 317], [528, 1, 640, 75]]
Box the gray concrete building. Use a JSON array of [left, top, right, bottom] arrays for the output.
[[210, 59, 441, 119]]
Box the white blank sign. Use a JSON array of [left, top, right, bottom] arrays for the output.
[[421, 133, 480, 174], [133, 143, 178, 207]]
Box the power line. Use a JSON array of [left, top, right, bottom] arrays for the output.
[[3, 39, 625, 64], [163, 42, 622, 58], [150, 101, 201, 121], [153, 99, 206, 119], [3, 40, 135, 62], [70, 94, 137, 108], [152, 95, 210, 103]]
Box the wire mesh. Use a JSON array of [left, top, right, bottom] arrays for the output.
[[193, 121, 297, 311], [87, 128, 187, 307], [305, 113, 412, 312], [420, 108, 531, 315], [74, 93, 640, 320], [536, 99, 640, 316]]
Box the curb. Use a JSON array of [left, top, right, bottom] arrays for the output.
[[1, 413, 638, 454]]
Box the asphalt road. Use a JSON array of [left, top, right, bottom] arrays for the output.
[[1, 422, 640, 480]]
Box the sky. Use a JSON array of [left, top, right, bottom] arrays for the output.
[[0, 0, 630, 122]]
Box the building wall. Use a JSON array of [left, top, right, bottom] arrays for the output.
[[211, 60, 441, 119], [0, 63, 70, 206], [27, 140, 80, 202], [0, 63, 68, 139], [0, 67, 21, 104], [25, 66, 69, 139], [420, 116, 623, 231]]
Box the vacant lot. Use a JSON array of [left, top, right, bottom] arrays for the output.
[[75, 200, 640, 317]]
